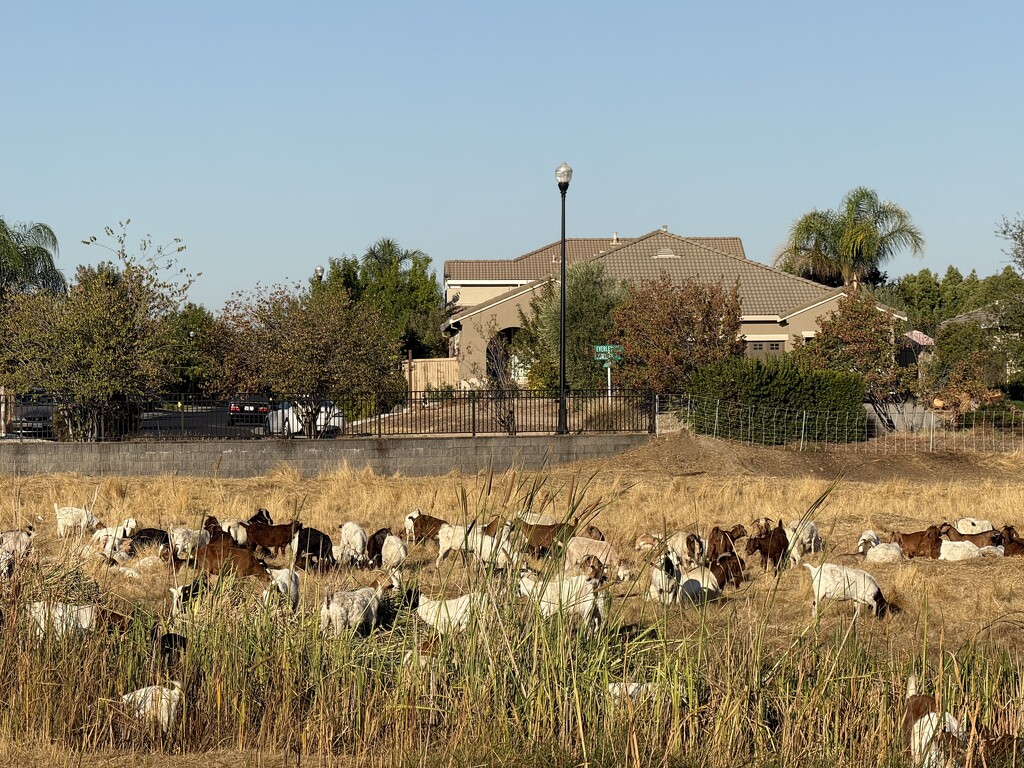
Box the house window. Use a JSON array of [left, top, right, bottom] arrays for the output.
[[746, 340, 784, 359]]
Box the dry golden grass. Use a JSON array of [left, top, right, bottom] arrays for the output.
[[2, 437, 1024, 766]]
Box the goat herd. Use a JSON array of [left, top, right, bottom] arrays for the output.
[[0, 501, 1020, 764]]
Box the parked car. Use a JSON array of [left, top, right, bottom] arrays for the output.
[[227, 394, 271, 427], [7, 390, 56, 440], [264, 400, 346, 437]]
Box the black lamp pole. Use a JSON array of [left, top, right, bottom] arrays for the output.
[[555, 162, 572, 436]]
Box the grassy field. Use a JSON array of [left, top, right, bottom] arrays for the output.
[[1, 435, 1023, 767]]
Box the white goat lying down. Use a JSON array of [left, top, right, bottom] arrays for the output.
[[803, 563, 897, 618], [55, 504, 102, 538], [955, 517, 993, 535], [857, 530, 907, 564], [413, 590, 490, 635], [320, 580, 392, 636], [92, 518, 138, 555], [120, 681, 184, 735], [518, 563, 610, 630], [167, 524, 210, 559]]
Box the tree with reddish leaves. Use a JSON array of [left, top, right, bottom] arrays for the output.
[[793, 291, 914, 429], [612, 276, 743, 393]]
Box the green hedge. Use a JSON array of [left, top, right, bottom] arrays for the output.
[[683, 357, 868, 444]]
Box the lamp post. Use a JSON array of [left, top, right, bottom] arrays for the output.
[[314, 264, 325, 284], [555, 162, 572, 436]]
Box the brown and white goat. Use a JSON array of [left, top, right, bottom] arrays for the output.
[[937, 522, 1002, 547], [745, 520, 789, 574], [890, 525, 942, 559]]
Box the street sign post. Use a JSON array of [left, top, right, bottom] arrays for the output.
[[593, 345, 623, 402]]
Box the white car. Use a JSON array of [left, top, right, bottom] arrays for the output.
[[264, 401, 346, 438]]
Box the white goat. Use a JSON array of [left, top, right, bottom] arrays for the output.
[[381, 534, 408, 572], [120, 681, 184, 735], [55, 504, 102, 538], [665, 531, 705, 569], [955, 517, 993, 535], [676, 566, 722, 603], [262, 567, 300, 610], [466, 527, 519, 570], [939, 540, 983, 561], [518, 565, 609, 630], [634, 532, 662, 553], [92, 518, 138, 556], [906, 674, 964, 768], [404, 508, 422, 541], [865, 542, 906, 564], [320, 581, 390, 635], [785, 520, 823, 565], [414, 590, 489, 635], [647, 554, 681, 604], [436, 523, 473, 567], [519, 512, 558, 527], [804, 563, 893, 618], [857, 530, 881, 554], [564, 536, 630, 581], [0, 525, 34, 559], [218, 517, 249, 546], [334, 522, 368, 566], [167, 524, 210, 559], [26, 602, 99, 639]]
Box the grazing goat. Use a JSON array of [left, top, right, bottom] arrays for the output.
[[866, 542, 906, 564], [804, 563, 896, 618], [381, 534, 408, 573], [245, 520, 302, 557], [634, 533, 662, 553], [167, 524, 211, 559], [292, 526, 336, 571], [436, 523, 474, 566], [170, 575, 207, 617], [334, 522, 368, 566], [902, 673, 963, 768], [320, 580, 391, 636], [745, 520, 789, 574], [411, 589, 489, 635], [365, 527, 391, 569], [0, 525, 35, 559], [405, 508, 448, 543], [706, 524, 747, 563], [891, 526, 942, 559], [120, 681, 184, 735], [515, 519, 576, 557], [262, 567, 300, 610], [666, 531, 705, 569], [518, 562, 610, 631], [938, 522, 1002, 547], [163, 541, 270, 580], [784, 520, 822, 565], [564, 536, 630, 581], [55, 504, 102, 538]]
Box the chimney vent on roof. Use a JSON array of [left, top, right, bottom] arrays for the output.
[[653, 246, 678, 259], [611, 231, 619, 245], [661, 225, 668, 232]]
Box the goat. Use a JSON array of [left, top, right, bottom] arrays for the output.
[[482, 516, 506, 537], [890, 526, 942, 559], [579, 525, 605, 542], [902, 673, 963, 768], [167, 524, 211, 559], [292, 526, 336, 571], [954, 517, 994, 535], [709, 551, 745, 589], [466, 526, 519, 571], [244, 520, 302, 558], [784, 520, 822, 565], [745, 520, 789, 574], [365, 527, 391, 569], [92, 518, 138, 550], [634, 533, 662, 553], [411, 589, 489, 635], [564, 536, 630, 581], [262, 567, 300, 610], [865, 542, 906, 564], [939, 540, 984, 561], [163, 541, 270, 580], [706, 524, 747, 563], [938, 522, 1002, 547], [648, 554, 680, 604], [218, 509, 272, 547], [120, 681, 184, 735], [381, 534, 408, 573], [320, 580, 392, 636], [1001, 526, 1024, 556], [515, 519, 576, 557], [804, 563, 896, 618], [666, 531, 706, 569], [436, 523, 475, 566], [131, 527, 170, 550], [334, 522, 368, 566], [55, 503, 102, 538], [151, 628, 187, 670], [518, 561, 609, 631], [405, 508, 448, 543], [857, 530, 881, 554], [201, 516, 235, 545], [26, 601, 130, 639], [0, 525, 35, 559], [170, 575, 208, 617]]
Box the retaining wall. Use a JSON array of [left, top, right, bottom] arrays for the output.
[[0, 434, 650, 478]]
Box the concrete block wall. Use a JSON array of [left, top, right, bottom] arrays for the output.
[[0, 435, 650, 478]]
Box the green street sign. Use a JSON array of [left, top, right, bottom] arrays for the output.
[[594, 344, 623, 362]]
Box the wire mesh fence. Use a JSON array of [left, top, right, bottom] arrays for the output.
[[656, 395, 1024, 454]]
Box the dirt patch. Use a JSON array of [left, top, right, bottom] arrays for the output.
[[572, 429, 1023, 484]]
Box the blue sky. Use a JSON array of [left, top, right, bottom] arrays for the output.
[[3, 2, 1022, 309]]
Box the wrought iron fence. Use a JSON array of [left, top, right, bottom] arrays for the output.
[[656, 395, 1024, 454], [0, 390, 656, 442]]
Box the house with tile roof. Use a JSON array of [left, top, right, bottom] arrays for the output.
[[443, 228, 851, 382]]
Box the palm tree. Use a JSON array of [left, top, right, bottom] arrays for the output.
[[775, 187, 925, 289], [0, 217, 66, 297]]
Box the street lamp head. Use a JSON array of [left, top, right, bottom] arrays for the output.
[[555, 162, 572, 192], [314, 265, 325, 282]]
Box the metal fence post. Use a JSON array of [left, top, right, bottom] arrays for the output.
[[800, 410, 807, 452], [713, 400, 720, 439], [471, 392, 477, 437], [650, 392, 657, 435]]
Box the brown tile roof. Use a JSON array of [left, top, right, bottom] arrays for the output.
[[444, 234, 746, 282], [592, 230, 838, 316]]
